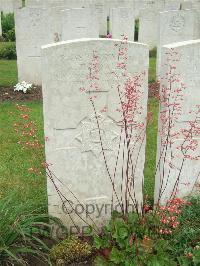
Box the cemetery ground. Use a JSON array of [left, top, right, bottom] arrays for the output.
[[0, 52, 200, 265], [0, 2, 200, 265]]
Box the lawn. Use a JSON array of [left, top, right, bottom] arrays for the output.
[[0, 60, 18, 87], [0, 101, 47, 210], [149, 57, 156, 84], [0, 42, 18, 87], [144, 98, 159, 198]]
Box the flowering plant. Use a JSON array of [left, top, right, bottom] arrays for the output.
[[14, 81, 33, 94], [93, 197, 200, 265]]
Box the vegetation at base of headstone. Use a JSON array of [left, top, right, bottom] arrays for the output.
[[50, 236, 93, 265], [149, 47, 157, 58], [1, 13, 16, 42], [92, 197, 200, 265], [0, 195, 60, 265], [172, 196, 200, 266], [134, 19, 139, 41], [0, 42, 16, 59]]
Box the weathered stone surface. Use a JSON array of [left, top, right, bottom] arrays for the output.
[[26, 0, 134, 36], [155, 40, 200, 204], [26, 0, 107, 35], [138, 8, 159, 49], [110, 7, 135, 40], [181, 1, 193, 9], [164, 0, 181, 10], [191, 0, 200, 8], [133, 0, 165, 18], [0, 12, 2, 36], [26, 0, 85, 8], [92, 0, 107, 36], [15, 7, 64, 85], [0, 0, 22, 13], [157, 9, 199, 76], [62, 8, 99, 40], [42, 39, 149, 229]]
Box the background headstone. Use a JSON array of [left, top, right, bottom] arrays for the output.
[[181, 1, 193, 9], [15, 7, 63, 85], [0, 0, 22, 13], [93, 0, 108, 35], [133, 0, 165, 18], [26, 0, 85, 8], [62, 8, 99, 40], [26, 0, 108, 35], [191, 0, 200, 8], [164, 0, 181, 10], [157, 9, 199, 75], [0, 12, 2, 36], [110, 7, 135, 40], [42, 39, 149, 229], [155, 39, 200, 204], [138, 8, 159, 49]]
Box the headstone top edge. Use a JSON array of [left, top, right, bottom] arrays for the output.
[[41, 38, 149, 50], [163, 39, 200, 49]]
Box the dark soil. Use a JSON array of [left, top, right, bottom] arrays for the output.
[[0, 86, 42, 102], [0, 82, 159, 103]]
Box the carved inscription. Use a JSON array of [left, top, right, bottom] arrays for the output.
[[170, 14, 185, 32]]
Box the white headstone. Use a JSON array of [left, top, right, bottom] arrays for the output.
[[164, 0, 181, 10], [0, 0, 22, 13], [0, 12, 2, 36], [106, 1, 135, 36], [181, 1, 193, 9], [62, 8, 99, 40], [107, 0, 134, 11], [110, 7, 135, 40], [155, 39, 200, 204], [42, 39, 149, 230], [15, 7, 63, 85], [191, 0, 200, 8], [26, 0, 85, 8], [26, 0, 108, 36], [133, 0, 165, 18], [95, 1, 135, 36], [157, 9, 199, 76], [138, 8, 159, 49], [194, 9, 200, 38], [92, 0, 107, 36]]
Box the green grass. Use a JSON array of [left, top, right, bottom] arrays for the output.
[[0, 59, 17, 87], [0, 42, 15, 49], [0, 101, 47, 210], [149, 57, 156, 84], [144, 98, 159, 198], [0, 99, 158, 207], [0, 42, 17, 87]]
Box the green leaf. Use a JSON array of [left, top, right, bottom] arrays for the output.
[[193, 249, 200, 265], [110, 247, 125, 264], [95, 256, 111, 266], [94, 235, 110, 249], [113, 219, 129, 240], [147, 256, 164, 266]]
